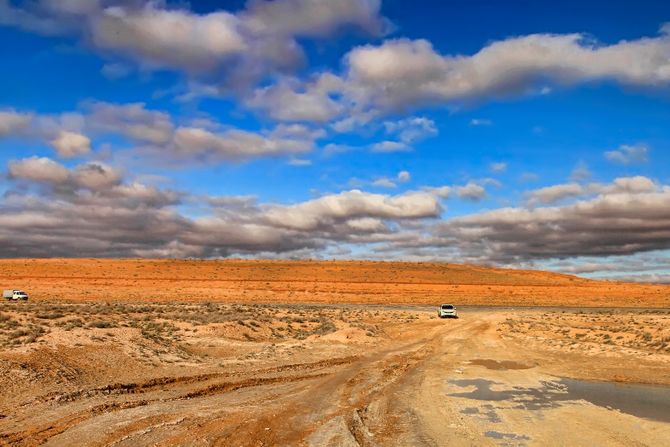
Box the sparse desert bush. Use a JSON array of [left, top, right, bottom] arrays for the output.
[[0, 312, 16, 328], [7, 324, 47, 344], [58, 318, 85, 331], [88, 320, 116, 329], [313, 318, 336, 336], [140, 321, 180, 344], [35, 311, 65, 320]]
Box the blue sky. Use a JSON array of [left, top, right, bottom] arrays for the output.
[[0, 0, 669, 282]]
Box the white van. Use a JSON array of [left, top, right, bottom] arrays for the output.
[[3, 290, 29, 301], [438, 304, 458, 318]]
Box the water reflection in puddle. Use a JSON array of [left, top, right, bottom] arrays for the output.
[[449, 379, 567, 410], [449, 378, 670, 422], [560, 378, 670, 423], [485, 430, 530, 441]]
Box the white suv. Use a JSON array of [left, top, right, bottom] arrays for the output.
[[438, 304, 458, 318]]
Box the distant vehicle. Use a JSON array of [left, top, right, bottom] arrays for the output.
[[438, 304, 458, 318], [3, 290, 29, 301]]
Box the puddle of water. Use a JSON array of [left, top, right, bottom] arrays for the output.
[[485, 430, 530, 441], [485, 431, 531, 447], [559, 378, 670, 423], [469, 359, 533, 370], [462, 405, 501, 423], [449, 378, 670, 423], [448, 379, 567, 410]]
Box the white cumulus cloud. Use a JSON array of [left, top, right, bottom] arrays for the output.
[[604, 143, 649, 165], [50, 130, 91, 158]]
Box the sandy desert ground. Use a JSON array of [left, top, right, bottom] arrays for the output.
[[1, 259, 669, 307], [1, 260, 669, 446]]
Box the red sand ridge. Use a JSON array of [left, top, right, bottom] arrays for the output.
[[0, 259, 668, 307]]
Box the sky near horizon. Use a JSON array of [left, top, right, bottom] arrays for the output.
[[0, 0, 669, 282]]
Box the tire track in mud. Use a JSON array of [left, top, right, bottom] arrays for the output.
[[104, 415, 186, 447], [35, 356, 358, 404], [1, 357, 358, 446], [330, 318, 481, 446], [181, 372, 330, 399], [0, 400, 150, 447], [341, 337, 442, 446], [104, 330, 444, 446], [269, 327, 447, 446]]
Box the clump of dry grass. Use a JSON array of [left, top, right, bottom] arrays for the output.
[[139, 320, 180, 344], [87, 320, 116, 329]]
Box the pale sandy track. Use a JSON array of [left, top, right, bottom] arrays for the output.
[[2, 310, 668, 446]]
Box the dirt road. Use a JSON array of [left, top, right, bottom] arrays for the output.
[[1, 305, 668, 446]]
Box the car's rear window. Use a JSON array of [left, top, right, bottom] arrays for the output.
[[441, 305, 454, 309]]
